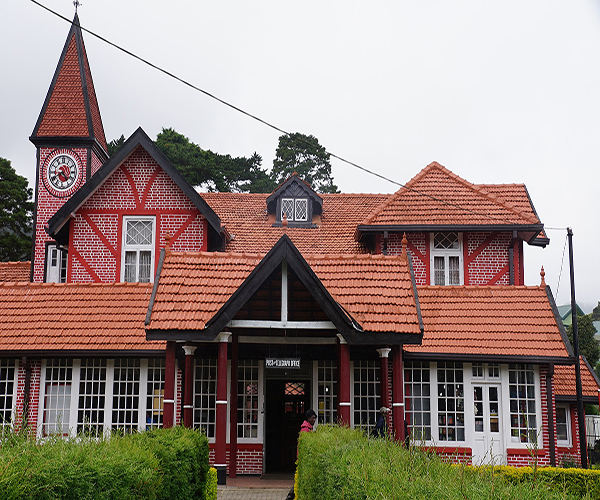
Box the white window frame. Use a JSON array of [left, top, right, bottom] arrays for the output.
[[193, 358, 218, 442], [280, 197, 309, 222], [404, 360, 432, 442], [351, 360, 380, 430], [430, 232, 463, 286], [37, 358, 161, 439], [0, 359, 19, 430], [234, 360, 263, 443], [313, 360, 337, 425], [46, 244, 67, 283], [121, 216, 156, 283], [556, 404, 572, 447], [435, 361, 466, 443]]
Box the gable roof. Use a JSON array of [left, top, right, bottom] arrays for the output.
[[146, 234, 422, 344], [357, 162, 545, 241], [554, 356, 600, 402], [30, 14, 107, 154], [201, 192, 388, 254], [0, 262, 30, 282], [405, 285, 574, 363], [47, 127, 223, 241], [0, 281, 162, 353]]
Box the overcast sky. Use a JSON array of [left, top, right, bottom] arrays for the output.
[[1, 0, 599, 312]]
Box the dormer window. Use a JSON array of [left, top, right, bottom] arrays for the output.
[[431, 232, 463, 285], [281, 198, 308, 222]]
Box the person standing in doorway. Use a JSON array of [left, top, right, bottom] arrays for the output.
[[286, 409, 317, 500]]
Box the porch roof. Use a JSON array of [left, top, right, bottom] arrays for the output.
[[554, 356, 600, 402], [0, 281, 163, 353], [404, 285, 574, 362]]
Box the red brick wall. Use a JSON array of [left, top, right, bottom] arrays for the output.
[[209, 444, 263, 475], [66, 146, 207, 283]]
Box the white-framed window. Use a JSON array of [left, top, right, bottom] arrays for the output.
[[0, 359, 18, 430], [430, 232, 463, 285], [193, 359, 217, 439], [556, 405, 571, 447], [38, 358, 163, 438], [46, 244, 67, 283], [509, 363, 537, 443], [352, 360, 380, 430], [237, 361, 260, 439], [404, 361, 432, 441], [316, 360, 337, 424], [146, 358, 165, 430], [436, 362, 465, 442], [122, 216, 155, 283], [281, 198, 308, 222]]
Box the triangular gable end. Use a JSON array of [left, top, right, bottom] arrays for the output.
[[47, 127, 223, 246], [30, 14, 107, 154]]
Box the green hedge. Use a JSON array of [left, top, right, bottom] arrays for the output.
[[205, 467, 218, 500], [0, 427, 209, 500], [295, 426, 586, 500]]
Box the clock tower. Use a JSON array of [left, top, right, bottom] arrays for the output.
[[30, 14, 108, 283]]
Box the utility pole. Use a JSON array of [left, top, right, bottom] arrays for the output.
[[568, 227, 587, 468]]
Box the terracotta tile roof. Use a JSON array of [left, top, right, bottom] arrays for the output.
[[0, 262, 30, 282], [0, 282, 162, 352], [147, 250, 421, 335], [32, 16, 107, 151], [405, 285, 572, 359], [554, 356, 600, 399], [201, 192, 389, 254], [361, 162, 541, 227]]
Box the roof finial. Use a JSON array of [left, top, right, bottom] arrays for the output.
[[540, 266, 546, 287], [402, 232, 408, 255], [73, 0, 81, 13], [165, 233, 171, 254], [282, 213, 288, 229]]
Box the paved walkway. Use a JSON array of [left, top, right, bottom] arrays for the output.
[[218, 475, 293, 500]]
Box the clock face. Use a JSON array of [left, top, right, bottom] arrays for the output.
[[42, 150, 82, 197]]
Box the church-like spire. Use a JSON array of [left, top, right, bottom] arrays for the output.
[[30, 13, 107, 155]]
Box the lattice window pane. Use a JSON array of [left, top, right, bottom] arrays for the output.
[[405, 361, 431, 441], [281, 198, 294, 221], [194, 359, 217, 438], [353, 360, 380, 431], [237, 361, 259, 439], [295, 199, 308, 221], [437, 362, 464, 442], [318, 360, 337, 425], [434, 256, 445, 286], [139, 251, 152, 283], [448, 256, 460, 285], [44, 358, 73, 436], [112, 358, 140, 433], [509, 364, 537, 443], [146, 358, 165, 429], [434, 232, 459, 250], [124, 251, 137, 282], [0, 359, 17, 429], [77, 358, 106, 437], [126, 220, 153, 245]]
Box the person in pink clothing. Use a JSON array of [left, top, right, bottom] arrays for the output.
[[287, 409, 317, 500]]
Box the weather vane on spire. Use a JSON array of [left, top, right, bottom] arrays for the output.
[[73, 0, 81, 13]]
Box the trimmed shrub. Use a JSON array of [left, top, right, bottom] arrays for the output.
[[205, 467, 218, 500]]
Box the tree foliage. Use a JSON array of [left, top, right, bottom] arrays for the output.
[[592, 302, 600, 322], [107, 134, 126, 156], [567, 314, 600, 368], [0, 157, 34, 261], [271, 132, 339, 193], [155, 128, 274, 193]]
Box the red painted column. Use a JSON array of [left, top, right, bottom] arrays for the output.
[[163, 341, 176, 428], [215, 332, 231, 485], [229, 334, 239, 478], [183, 345, 196, 428], [377, 347, 391, 435], [392, 345, 405, 443], [337, 334, 351, 426]]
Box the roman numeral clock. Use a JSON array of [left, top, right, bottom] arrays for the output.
[[42, 149, 83, 197]]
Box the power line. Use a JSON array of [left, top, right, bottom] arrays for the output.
[[31, 0, 544, 228]]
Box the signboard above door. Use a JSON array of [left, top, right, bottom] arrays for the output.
[[266, 358, 301, 369]]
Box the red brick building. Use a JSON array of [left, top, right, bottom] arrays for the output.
[[0, 14, 595, 482]]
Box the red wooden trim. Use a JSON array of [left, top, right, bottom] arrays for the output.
[[169, 211, 201, 247], [518, 240, 524, 286], [69, 245, 102, 282], [67, 217, 75, 283], [184, 351, 194, 428], [487, 264, 509, 285], [380, 353, 390, 411], [424, 233, 430, 284], [215, 339, 228, 465], [512, 239, 520, 285], [506, 448, 546, 456], [463, 232, 469, 284], [140, 169, 160, 208], [229, 334, 239, 478], [337, 340, 351, 426], [464, 232, 498, 266], [120, 166, 141, 209], [201, 219, 208, 252], [163, 342, 176, 428], [81, 213, 118, 258]]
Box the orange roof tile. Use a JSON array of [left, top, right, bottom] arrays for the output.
[[0, 282, 162, 352], [554, 356, 600, 399], [361, 162, 541, 227], [0, 262, 30, 282], [405, 285, 572, 359], [147, 250, 421, 335], [201, 192, 389, 254]]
